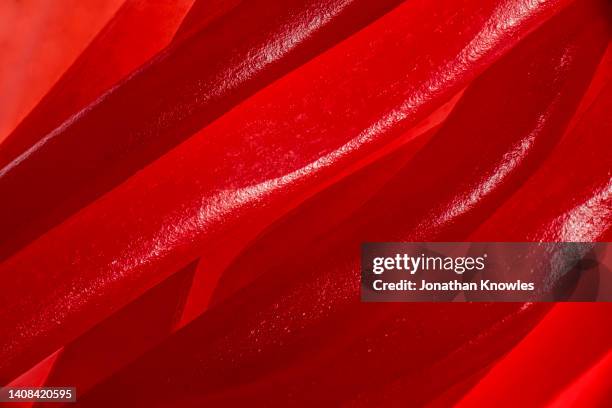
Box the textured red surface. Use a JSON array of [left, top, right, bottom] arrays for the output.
[[0, 0, 610, 406]]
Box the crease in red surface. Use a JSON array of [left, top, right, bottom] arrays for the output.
[[4, 349, 64, 408], [32, 261, 198, 398], [172, 0, 243, 43]]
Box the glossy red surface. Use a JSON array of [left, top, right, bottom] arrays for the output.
[[0, 0, 610, 406], [66, 2, 609, 406], [210, 0, 608, 306], [0, 0, 406, 260], [0, 0, 570, 384], [472, 81, 612, 242]]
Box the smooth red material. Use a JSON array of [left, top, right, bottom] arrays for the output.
[[0, 0, 570, 385], [51, 1, 612, 405], [0, 0, 610, 406]]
